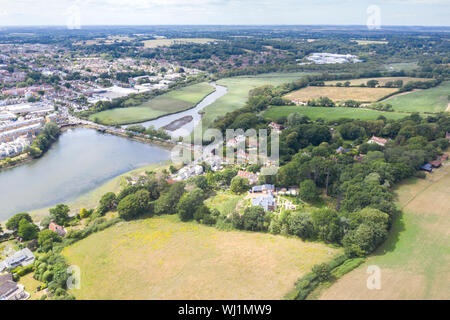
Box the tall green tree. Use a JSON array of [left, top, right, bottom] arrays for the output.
[[6, 213, 32, 231]]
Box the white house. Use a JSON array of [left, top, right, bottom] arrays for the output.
[[0, 248, 35, 272]]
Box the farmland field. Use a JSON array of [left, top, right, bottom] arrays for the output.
[[284, 86, 398, 103], [353, 40, 388, 45], [89, 82, 215, 125], [319, 155, 450, 300], [385, 81, 450, 113], [324, 77, 432, 87], [263, 106, 408, 121], [62, 215, 341, 300], [197, 72, 315, 131], [143, 38, 217, 48]]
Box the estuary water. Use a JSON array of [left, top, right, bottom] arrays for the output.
[[0, 128, 170, 221]]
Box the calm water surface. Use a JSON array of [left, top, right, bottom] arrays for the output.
[[0, 128, 170, 220]]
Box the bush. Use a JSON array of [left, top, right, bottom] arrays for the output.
[[298, 180, 320, 203], [230, 176, 250, 194], [117, 189, 151, 220], [312, 263, 332, 282]]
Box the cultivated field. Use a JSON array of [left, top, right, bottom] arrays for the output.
[[89, 82, 215, 125], [142, 38, 217, 48], [284, 86, 398, 103], [198, 72, 315, 131], [263, 106, 408, 122], [385, 81, 450, 113], [62, 215, 341, 300], [320, 156, 450, 300], [324, 77, 432, 87]]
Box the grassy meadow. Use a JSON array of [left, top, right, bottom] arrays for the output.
[[263, 105, 408, 122], [385, 81, 450, 113], [320, 155, 450, 300], [62, 214, 341, 300], [89, 82, 215, 125], [197, 72, 315, 131]]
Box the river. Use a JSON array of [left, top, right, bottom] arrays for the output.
[[0, 128, 170, 221], [135, 83, 227, 137]]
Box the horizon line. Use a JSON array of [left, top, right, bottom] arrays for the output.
[[0, 24, 450, 28]]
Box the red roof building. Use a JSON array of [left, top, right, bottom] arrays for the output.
[[237, 170, 258, 184], [368, 136, 388, 147], [429, 160, 442, 168], [49, 222, 66, 237]]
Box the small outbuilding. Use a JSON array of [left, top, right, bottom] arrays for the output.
[[420, 164, 433, 172]]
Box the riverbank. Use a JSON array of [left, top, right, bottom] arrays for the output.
[[61, 124, 176, 150], [0, 152, 33, 171], [0, 126, 61, 172], [27, 160, 172, 224], [89, 82, 216, 126]]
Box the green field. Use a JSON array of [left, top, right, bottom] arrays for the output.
[[320, 156, 450, 300], [385, 81, 450, 113], [63, 214, 341, 300], [197, 72, 315, 131], [89, 82, 215, 125], [263, 105, 408, 122]]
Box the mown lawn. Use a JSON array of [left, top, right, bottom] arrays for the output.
[[20, 273, 45, 300], [89, 82, 215, 125], [386, 81, 450, 113], [63, 214, 341, 300], [263, 105, 408, 121]]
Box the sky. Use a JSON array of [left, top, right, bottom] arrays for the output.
[[0, 0, 449, 27]]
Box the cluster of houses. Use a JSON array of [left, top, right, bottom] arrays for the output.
[[0, 112, 60, 160], [0, 220, 67, 300], [174, 164, 205, 181]]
